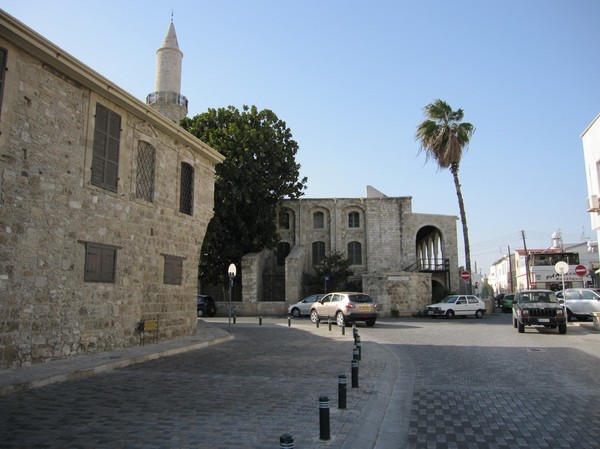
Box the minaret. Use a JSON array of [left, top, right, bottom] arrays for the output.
[[146, 18, 188, 122]]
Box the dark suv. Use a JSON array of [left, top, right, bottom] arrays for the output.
[[197, 295, 217, 317], [512, 289, 566, 334]]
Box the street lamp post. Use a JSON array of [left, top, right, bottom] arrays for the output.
[[228, 263, 237, 333]]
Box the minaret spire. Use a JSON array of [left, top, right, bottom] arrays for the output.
[[145, 18, 188, 122]]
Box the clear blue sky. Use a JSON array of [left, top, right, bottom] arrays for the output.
[[5, 1, 599, 274]]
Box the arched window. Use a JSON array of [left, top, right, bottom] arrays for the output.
[[348, 211, 360, 228], [277, 242, 291, 266], [313, 211, 324, 229], [279, 210, 290, 229], [179, 162, 194, 215], [312, 241, 326, 266], [348, 241, 362, 265], [136, 141, 155, 203]]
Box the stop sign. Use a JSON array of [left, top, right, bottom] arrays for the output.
[[575, 265, 588, 276], [460, 271, 470, 280]]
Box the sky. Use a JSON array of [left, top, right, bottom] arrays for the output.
[[4, 0, 600, 275]]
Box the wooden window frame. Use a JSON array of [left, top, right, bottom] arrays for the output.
[[83, 242, 118, 283]]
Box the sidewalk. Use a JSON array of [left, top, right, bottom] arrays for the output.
[[0, 320, 233, 396]]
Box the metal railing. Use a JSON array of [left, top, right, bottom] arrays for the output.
[[146, 91, 188, 108]]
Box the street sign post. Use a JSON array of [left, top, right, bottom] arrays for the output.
[[460, 271, 470, 280], [575, 265, 588, 276]]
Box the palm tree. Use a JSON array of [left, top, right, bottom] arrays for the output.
[[416, 99, 475, 293]]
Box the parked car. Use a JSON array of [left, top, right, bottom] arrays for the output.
[[512, 289, 566, 334], [501, 293, 515, 313], [425, 295, 486, 318], [197, 295, 217, 317], [556, 288, 600, 321], [309, 292, 378, 326], [494, 293, 505, 307], [288, 294, 323, 317]]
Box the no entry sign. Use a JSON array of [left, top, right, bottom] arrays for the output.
[[460, 271, 470, 280], [575, 265, 588, 276]]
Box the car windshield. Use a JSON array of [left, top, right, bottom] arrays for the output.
[[519, 292, 558, 303], [348, 294, 373, 303]]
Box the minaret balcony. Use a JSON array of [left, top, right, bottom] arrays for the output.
[[146, 91, 188, 108]]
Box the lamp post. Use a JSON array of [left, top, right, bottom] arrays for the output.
[[228, 263, 237, 332]]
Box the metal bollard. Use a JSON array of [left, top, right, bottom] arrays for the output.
[[341, 323, 345, 335], [356, 342, 361, 361], [288, 316, 291, 327], [328, 318, 332, 331], [316, 318, 319, 328], [279, 434, 294, 449], [319, 396, 331, 440], [352, 346, 359, 361], [351, 359, 359, 388], [233, 315, 236, 324], [259, 317, 262, 325], [354, 331, 360, 345], [338, 374, 347, 409]]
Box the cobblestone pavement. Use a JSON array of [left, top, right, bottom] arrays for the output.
[[2, 312, 600, 449], [0, 319, 391, 449]]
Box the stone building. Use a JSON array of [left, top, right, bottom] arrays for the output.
[[0, 11, 224, 368], [237, 186, 459, 317]]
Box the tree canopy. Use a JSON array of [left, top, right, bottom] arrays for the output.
[[181, 105, 307, 285]]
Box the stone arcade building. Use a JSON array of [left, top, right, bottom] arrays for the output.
[[0, 11, 224, 368], [237, 186, 459, 317]]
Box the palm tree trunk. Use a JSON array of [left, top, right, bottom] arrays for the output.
[[450, 163, 472, 294]]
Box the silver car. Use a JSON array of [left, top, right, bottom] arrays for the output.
[[309, 292, 378, 327], [556, 288, 600, 321], [288, 294, 323, 318]]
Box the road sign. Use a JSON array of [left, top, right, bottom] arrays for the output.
[[575, 265, 588, 276], [554, 261, 569, 274], [460, 271, 470, 280]]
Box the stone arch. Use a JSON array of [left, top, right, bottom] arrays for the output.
[[415, 225, 445, 270]]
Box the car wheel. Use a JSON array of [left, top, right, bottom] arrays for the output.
[[310, 310, 319, 324], [335, 311, 345, 326], [475, 309, 484, 319], [291, 308, 301, 318], [445, 310, 455, 319], [518, 321, 525, 333], [366, 319, 376, 327], [197, 309, 203, 318], [558, 323, 567, 334], [566, 309, 573, 322]]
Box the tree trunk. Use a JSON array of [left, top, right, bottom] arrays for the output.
[[450, 163, 472, 294]]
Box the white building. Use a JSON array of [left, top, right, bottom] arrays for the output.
[[582, 114, 600, 284]]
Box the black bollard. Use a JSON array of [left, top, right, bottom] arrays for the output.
[[259, 317, 262, 325], [288, 316, 291, 327], [354, 331, 360, 345], [328, 318, 332, 331], [341, 323, 345, 335], [233, 315, 236, 324], [356, 342, 361, 361], [319, 396, 331, 440], [338, 374, 347, 409], [279, 434, 294, 449], [351, 359, 359, 388], [352, 346, 359, 361], [316, 318, 319, 328]]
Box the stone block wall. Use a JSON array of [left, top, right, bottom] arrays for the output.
[[0, 20, 221, 368]]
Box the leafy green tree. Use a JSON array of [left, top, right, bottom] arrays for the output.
[[181, 105, 307, 285], [313, 252, 355, 293], [415, 99, 475, 292]]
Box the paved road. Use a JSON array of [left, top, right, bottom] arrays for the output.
[[1, 311, 600, 448]]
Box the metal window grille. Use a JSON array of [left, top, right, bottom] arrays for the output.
[[136, 141, 155, 202], [179, 162, 194, 215]]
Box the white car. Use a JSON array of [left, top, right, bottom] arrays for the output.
[[288, 294, 323, 317], [556, 288, 600, 321], [425, 295, 486, 318]]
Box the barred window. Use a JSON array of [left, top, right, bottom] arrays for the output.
[[313, 211, 324, 229], [179, 162, 194, 215], [163, 255, 183, 285], [136, 141, 156, 202], [312, 241, 326, 266], [277, 242, 291, 266], [84, 242, 117, 283], [91, 104, 121, 192], [348, 211, 360, 228], [348, 241, 362, 265]]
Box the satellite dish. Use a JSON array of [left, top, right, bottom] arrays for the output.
[[554, 261, 569, 274]]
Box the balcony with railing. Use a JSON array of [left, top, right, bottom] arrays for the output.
[[146, 91, 188, 108]]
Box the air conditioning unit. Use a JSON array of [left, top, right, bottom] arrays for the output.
[[587, 195, 600, 212]]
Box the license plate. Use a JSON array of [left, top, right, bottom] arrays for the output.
[[538, 318, 550, 323], [359, 306, 370, 311]]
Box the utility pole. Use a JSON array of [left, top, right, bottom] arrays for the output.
[[521, 230, 531, 289], [507, 245, 514, 292]]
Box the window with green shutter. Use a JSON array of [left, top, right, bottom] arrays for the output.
[[92, 104, 121, 192]]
